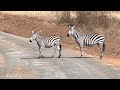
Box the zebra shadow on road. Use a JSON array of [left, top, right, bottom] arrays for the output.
[[21, 56, 94, 59], [60, 56, 94, 58]]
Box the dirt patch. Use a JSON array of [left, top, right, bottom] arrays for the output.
[[0, 54, 5, 68], [0, 13, 119, 67], [104, 57, 120, 67]]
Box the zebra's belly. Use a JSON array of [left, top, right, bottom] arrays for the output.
[[44, 46, 53, 48], [84, 44, 96, 47]]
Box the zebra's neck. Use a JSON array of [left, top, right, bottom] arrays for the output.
[[35, 35, 43, 44], [72, 30, 82, 39]]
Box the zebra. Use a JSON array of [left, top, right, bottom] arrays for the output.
[[67, 25, 105, 59], [29, 30, 62, 58]]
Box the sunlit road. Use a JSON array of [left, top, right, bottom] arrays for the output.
[[0, 31, 120, 79]]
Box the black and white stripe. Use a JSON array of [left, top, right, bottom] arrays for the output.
[[67, 25, 105, 59], [29, 31, 61, 58], [84, 34, 105, 46]]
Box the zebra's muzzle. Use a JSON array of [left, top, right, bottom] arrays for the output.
[[29, 39, 32, 42], [67, 34, 69, 37]]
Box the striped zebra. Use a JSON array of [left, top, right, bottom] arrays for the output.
[[67, 25, 105, 59], [29, 31, 61, 58]]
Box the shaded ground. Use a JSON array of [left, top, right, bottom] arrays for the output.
[[0, 13, 119, 67]]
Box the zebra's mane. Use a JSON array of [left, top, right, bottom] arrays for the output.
[[73, 27, 83, 35], [36, 33, 49, 40], [35, 33, 43, 39]]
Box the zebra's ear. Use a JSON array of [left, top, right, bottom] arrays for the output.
[[72, 26, 75, 29], [68, 25, 71, 28], [32, 30, 36, 34]]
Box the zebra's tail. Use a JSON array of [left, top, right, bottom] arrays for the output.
[[60, 44, 62, 51], [103, 42, 105, 52]]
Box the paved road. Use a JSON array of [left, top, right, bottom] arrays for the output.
[[0, 31, 120, 79]]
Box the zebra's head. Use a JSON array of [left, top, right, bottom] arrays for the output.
[[29, 30, 37, 42], [67, 25, 75, 37]]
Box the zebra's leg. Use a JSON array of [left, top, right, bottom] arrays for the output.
[[57, 44, 61, 58], [52, 45, 56, 58], [80, 46, 83, 58], [97, 43, 103, 59], [38, 46, 44, 58], [53, 43, 61, 58]]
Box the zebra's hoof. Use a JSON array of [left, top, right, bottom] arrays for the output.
[[100, 56, 102, 59], [80, 55, 83, 58], [58, 56, 61, 58], [41, 56, 44, 58], [51, 56, 54, 58], [39, 55, 44, 58]]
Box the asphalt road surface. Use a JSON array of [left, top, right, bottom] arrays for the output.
[[0, 31, 120, 79]]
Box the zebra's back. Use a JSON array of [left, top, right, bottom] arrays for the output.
[[43, 36, 60, 47], [84, 34, 105, 46]]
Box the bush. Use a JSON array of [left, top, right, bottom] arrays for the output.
[[75, 11, 111, 29], [55, 11, 71, 24]]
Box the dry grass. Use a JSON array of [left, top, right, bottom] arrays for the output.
[[1, 11, 57, 21], [0, 11, 76, 22]]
